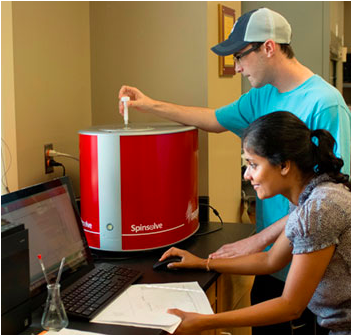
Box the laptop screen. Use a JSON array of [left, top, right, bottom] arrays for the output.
[[1, 176, 94, 307]]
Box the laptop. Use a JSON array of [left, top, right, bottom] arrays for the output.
[[1, 176, 142, 320]]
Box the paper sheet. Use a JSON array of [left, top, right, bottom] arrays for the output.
[[91, 281, 214, 333]]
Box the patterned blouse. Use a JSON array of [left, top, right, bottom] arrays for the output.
[[286, 174, 351, 335]]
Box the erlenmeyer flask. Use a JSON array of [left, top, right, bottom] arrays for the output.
[[41, 283, 69, 331]]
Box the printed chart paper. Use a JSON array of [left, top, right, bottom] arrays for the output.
[[91, 281, 214, 333]]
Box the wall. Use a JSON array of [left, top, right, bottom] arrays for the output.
[[344, 1, 351, 52], [1, 2, 18, 193], [90, 2, 208, 125], [207, 2, 242, 222], [2, 1, 92, 195]]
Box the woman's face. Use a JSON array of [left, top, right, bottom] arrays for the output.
[[243, 147, 285, 200]]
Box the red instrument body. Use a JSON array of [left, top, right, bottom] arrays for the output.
[[79, 124, 199, 251]]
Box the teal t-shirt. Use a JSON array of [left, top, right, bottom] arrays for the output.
[[215, 74, 351, 281]]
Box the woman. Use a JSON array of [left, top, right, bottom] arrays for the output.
[[161, 112, 350, 335]]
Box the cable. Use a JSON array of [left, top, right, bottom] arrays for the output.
[[1, 138, 11, 193], [48, 159, 66, 176], [47, 149, 79, 162], [195, 203, 224, 236]]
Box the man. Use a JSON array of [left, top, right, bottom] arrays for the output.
[[119, 8, 351, 334]]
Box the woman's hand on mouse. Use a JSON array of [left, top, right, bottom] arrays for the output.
[[159, 247, 207, 270]]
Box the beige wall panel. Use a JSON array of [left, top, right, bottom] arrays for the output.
[[11, 1, 91, 195], [344, 2, 351, 52], [1, 1, 19, 193], [207, 2, 242, 223]]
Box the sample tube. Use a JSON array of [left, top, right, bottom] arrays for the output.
[[121, 96, 130, 127]]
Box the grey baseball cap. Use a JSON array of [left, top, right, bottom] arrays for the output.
[[211, 8, 292, 56]]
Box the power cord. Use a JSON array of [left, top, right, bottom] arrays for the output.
[[195, 203, 224, 236], [1, 138, 11, 193], [47, 149, 79, 161], [48, 159, 66, 176], [45, 149, 78, 177]]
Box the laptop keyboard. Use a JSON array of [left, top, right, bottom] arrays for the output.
[[61, 263, 142, 320]]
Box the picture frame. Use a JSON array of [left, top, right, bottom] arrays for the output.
[[218, 4, 236, 76]]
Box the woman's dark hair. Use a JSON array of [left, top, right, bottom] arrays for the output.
[[243, 111, 350, 190]]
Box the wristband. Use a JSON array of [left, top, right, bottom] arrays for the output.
[[206, 256, 211, 272]]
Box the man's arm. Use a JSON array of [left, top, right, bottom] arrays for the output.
[[118, 85, 226, 133], [209, 215, 288, 259]]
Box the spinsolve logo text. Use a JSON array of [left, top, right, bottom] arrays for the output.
[[131, 222, 163, 233], [81, 220, 93, 229]]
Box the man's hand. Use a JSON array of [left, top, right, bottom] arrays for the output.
[[209, 234, 264, 259], [210, 216, 288, 259], [118, 85, 155, 115]]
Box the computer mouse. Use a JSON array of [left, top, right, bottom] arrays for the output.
[[152, 256, 182, 271]]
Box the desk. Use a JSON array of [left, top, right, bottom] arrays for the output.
[[25, 222, 255, 335]]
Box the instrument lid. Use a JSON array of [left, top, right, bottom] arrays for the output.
[[79, 122, 196, 136]]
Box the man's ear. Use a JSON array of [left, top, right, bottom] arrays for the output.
[[280, 161, 291, 176], [263, 39, 276, 57]]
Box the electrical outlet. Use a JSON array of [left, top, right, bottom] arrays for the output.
[[44, 143, 54, 174]]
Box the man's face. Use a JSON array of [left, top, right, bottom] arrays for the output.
[[234, 44, 268, 88]]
